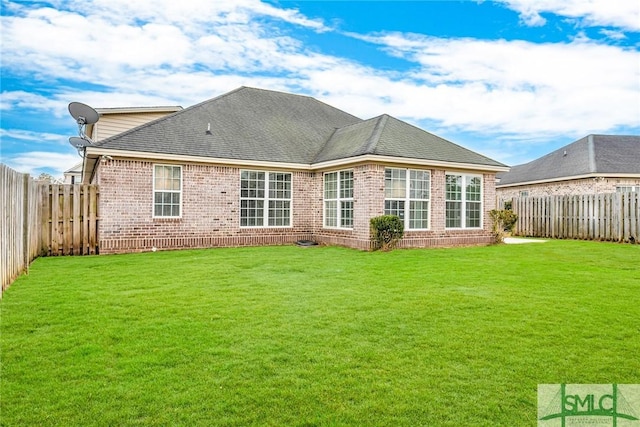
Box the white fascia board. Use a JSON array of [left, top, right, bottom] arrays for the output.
[[84, 147, 312, 171], [312, 155, 510, 173], [496, 173, 640, 188]]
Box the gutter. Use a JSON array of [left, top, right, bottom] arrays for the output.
[[496, 172, 640, 188]]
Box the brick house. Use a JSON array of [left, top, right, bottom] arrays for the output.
[[82, 87, 508, 253], [496, 135, 640, 206]]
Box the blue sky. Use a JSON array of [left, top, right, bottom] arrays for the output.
[[1, 0, 639, 178]]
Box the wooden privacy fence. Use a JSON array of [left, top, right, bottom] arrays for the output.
[[512, 192, 639, 243], [1, 164, 99, 295], [43, 184, 99, 257], [1, 165, 42, 294]]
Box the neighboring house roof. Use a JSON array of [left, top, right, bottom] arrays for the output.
[[84, 86, 507, 181], [95, 106, 183, 115], [497, 135, 640, 187], [64, 162, 83, 175]]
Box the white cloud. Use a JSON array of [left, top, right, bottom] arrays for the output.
[[599, 29, 627, 40], [0, 1, 334, 100], [4, 151, 81, 177], [0, 91, 62, 114], [499, 0, 640, 31], [0, 128, 67, 143], [1, 0, 638, 169], [349, 32, 639, 137]]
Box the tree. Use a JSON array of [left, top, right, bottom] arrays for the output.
[[36, 173, 62, 183]]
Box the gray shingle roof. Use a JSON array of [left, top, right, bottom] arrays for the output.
[[96, 86, 505, 168], [315, 114, 506, 167], [97, 87, 360, 164], [497, 135, 640, 186]]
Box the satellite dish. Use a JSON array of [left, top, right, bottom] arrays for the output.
[[68, 102, 99, 126], [69, 136, 91, 157], [68, 101, 99, 143], [69, 136, 90, 149]]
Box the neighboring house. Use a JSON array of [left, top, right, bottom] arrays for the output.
[[82, 87, 508, 253], [496, 135, 640, 205], [63, 162, 82, 184], [85, 106, 183, 142], [64, 106, 183, 183]]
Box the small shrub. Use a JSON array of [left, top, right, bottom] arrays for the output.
[[490, 209, 518, 243], [370, 215, 404, 251], [502, 210, 518, 232]]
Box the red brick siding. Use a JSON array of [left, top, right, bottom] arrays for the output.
[[98, 160, 496, 253]]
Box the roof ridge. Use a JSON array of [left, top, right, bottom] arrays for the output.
[[362, 114, 388, 154], [238, 87, 362, 122]]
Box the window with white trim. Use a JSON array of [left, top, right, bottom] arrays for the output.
[[153, 164, 182, 218], [384, 168, 430, 230], [324, 170, 354, 228], [446, 173, 482, 228], [240, 171, 292, 227]]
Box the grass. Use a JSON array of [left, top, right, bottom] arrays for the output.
[[1, 240, 639, 426]]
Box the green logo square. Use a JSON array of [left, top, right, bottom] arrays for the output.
[[538, 384, 640, 426]]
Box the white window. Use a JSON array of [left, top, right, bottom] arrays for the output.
[[324, 170, 354, 228], [446, 173, 482, 229], [153, 164, 182, 218], [240, 171, 292, 227], [519, 191, 529, 197], [384, 168, 430, 230]]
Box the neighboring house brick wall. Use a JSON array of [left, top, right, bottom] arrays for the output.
[[496, 177, 640, 206]]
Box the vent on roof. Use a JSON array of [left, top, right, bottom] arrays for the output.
[[206, 122, 212, 135]]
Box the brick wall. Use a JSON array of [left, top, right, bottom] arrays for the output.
[[98, 160, 315, 253], [394, 169, 495, 248], [496, 177, 640, 207], [98, 160, 496, 253]]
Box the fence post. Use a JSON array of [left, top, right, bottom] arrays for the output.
[[630, 193, 638, 243], [22, 174, 30, 274]]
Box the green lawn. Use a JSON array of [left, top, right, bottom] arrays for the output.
[[1, 240, 639, 426]]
